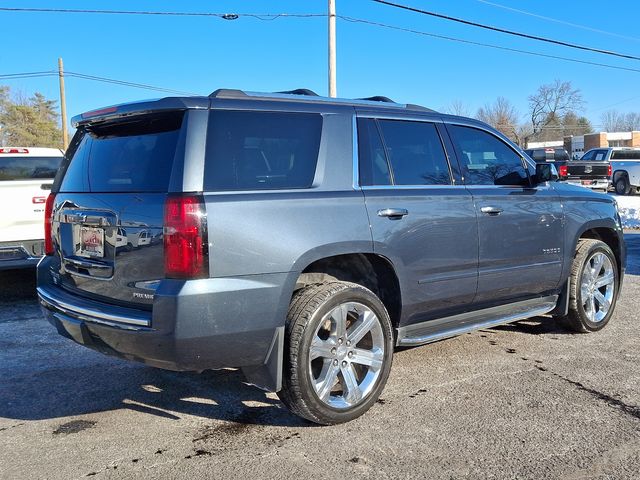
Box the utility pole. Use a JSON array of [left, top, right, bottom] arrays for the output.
[[58, 57, 69, 149], [328, 0, 337, 98]]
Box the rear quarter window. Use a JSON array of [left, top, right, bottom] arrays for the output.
[[59, 112, 184, 193], [612, 150, 640, 160], [204, 110, 322, 191], [0, 156, 62, 180]]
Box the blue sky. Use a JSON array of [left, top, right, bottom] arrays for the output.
[[2, 0, 640, 130]]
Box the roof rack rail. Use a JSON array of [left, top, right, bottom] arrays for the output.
[[406, 104, 436, 113], [358, 96, 396, 103], [209, 88, 248, 98], [276, 88, 319, 96]]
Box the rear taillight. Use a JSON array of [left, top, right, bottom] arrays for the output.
[[163, 194, 209, 279], [44, 193, 56, 255], [559, 165, 568, 178], [608, 163, 612, 177]]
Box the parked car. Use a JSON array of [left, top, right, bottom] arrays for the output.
[[38, 90, 626, 425], [602, 148, 640, 195], [0, 147, 64, 270], [524, 147, 570, 165]]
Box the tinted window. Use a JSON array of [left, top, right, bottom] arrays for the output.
[[580, 150, 596, 161], [204, 111, 322, 191], [59, 112, 183, 192], [612, 150, 640, 160], [0, 156, 62, 180], [377, 120, 451, 185], [357, 118, 391, 186], [448, 125, 529, 186]]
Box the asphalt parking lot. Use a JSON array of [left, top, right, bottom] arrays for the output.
[[1, 235, 639, 480]]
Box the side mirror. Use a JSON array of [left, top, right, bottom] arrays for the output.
[[534, 162, 558, 184]]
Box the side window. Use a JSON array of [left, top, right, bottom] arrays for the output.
[[581, 150, 595, 161], [204, 110, 322, 191], [448, 125, 529, 186], [377, 120, 451, 186], [595, 150, 607, 161], [357, 118, 391, 186]]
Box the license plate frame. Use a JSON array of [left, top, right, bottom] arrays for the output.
[[76, 226, 105, 258]]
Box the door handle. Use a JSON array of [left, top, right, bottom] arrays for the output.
[[481, 206, 503, 216], [378, 208, 409, 219]]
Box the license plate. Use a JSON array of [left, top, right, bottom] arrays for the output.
[[76, 227, 104, 258], [582, 180, 593, 185]]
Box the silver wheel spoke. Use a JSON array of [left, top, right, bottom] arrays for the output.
[[588, 296, 596, 322], [346, 310, 376, 345], [594, 291, 610, 311], [594, 272, 614, 289], [351, 348, 384, 370], [341, 364, 362, 405], [310, 337, 335, 361], [330, 304, 348, 339], [592, 254, 605, 277], [315, 362, 340, 401]]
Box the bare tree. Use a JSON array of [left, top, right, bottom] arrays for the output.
[[528, 80, 584, 139], [476, 97, 521, 143], [444, 100, 472, 117], [600, 110, 640, 132]]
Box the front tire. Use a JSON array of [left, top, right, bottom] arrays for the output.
[[278, 281, 394, 425], [558, 239, 619, 333]]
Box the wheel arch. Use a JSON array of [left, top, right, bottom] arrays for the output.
[[293, 252, 403, 330], [575, 224, 624, 281]]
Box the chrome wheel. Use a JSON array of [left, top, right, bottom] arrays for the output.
[[580, 252, 615, 323], [309, 302, 385, 409]]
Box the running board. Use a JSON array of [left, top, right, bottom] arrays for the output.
[[396, 295, 558, 347]]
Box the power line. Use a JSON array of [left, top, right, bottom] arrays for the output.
[[476, 0, 640, 43], [339, 16, 640, 75], [0, 70, 198, 95], [372, 0, 640, 62], [0, 7, 324, 20]]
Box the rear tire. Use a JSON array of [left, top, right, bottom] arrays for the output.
[[278, 281, 394, 425], [557, 239, 619, 333], [615, 176, 631, 195]]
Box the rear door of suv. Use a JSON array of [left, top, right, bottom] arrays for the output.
[[356, 114, 478, 324], [445, 123, 563, 305], [47, 109, 191, 309]]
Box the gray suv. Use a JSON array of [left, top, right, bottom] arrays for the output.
[[38, 89, 626, 424]]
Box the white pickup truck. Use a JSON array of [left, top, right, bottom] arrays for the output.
[[608, 148, 640, 195], [0, 147, 64, 269]]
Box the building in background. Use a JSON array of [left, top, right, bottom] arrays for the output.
[[565, 131, 640, 159]]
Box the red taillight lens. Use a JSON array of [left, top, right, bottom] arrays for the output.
[[164, 194, 209, 279], [608, 164, 612, 177], [559, 165, 568, 178], [44, 193, 56, 255]]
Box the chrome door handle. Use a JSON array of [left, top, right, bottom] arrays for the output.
[[481, 206, 503, 216], [378, 208, 409, 218]]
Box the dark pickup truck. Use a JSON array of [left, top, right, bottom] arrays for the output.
[[525, 147, 610, 191], [564, 149, 612, 191]]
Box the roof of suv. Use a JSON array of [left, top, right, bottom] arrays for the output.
[[72, 88, 439, 127]]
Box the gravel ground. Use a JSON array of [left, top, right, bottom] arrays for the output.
[[0, 235, 638, 480]]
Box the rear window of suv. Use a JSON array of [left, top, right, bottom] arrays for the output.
[[204, 110, 322, 191], [59, 112, 184, 193], [0, 156, 62, 180]]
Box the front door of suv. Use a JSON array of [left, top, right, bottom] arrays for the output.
[[445, 123, 563, 306], [357, 116, 478, 325]]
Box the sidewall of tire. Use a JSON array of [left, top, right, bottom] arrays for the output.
[[294, 284, 394, 424]]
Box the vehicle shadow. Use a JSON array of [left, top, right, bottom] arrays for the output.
[[0, 268, 37, 302], [490, 316, 569, 335], [0, 358, 310, 427]]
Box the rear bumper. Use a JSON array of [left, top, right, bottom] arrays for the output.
[[37, 258, 295, 391], [563, 179, 609, 190], [0, 239, 44, 270]]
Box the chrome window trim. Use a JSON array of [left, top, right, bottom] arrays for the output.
[[353, 114, 456, 189]]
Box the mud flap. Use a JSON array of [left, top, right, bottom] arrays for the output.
[[241, 326, 284, 392], [550, 280, 569, 317]]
